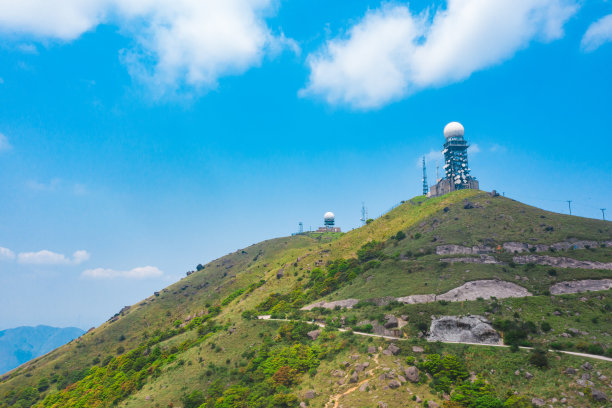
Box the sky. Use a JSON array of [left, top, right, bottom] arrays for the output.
[[0, 0, 611, 330]]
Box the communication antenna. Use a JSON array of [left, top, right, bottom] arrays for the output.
[[602, 208, 607, 221], [566, 200, 572, 215], [298, 222, 303, 234], [422, 156, 429, 196], [435, 161, 439, 181], [360, 202, 369, 226]]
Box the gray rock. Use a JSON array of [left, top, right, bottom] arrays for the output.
[[304, 390, 316, 399], [514, 370, 520, 376], [387, 344, 400, 355], [563, 367, 577, 375], [384, 315, 399, 329], [404, 366, 420, 383], [367, 346, 377, 354], [515, 256, 612, 272], [398, 375, 407, 383], [412, 346, 424, 353], [331, 369, 345, 377], [531, 397, 545, 407], [378, 402, 388, 408], [525, 372, 533, 380], [349, 371, 359, 383], [428, 315, 501, 344], [359, 381, 369, 392], [436, 280, 531, 302], [300, 402, 307, 408], [591, 389, 608, 402], [581, 362, 593, 371], [427, 401, 440, 408], [301, 298, 360, 311], [388, 379, 401, 389], [307, 329, 321, 340]]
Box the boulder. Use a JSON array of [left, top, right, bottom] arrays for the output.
[[331, 369, 345, 377], [384, 315, 399, 329], [525, 372, 533, 380], [404, 366, 420, 383], [307, 329, 321, 340], [349, 371, 359, 383], [427, 401, 440, 408], [388, 379, 401, 389], [300, 403, 307, 408], [591, 389, 608, 402], [531, 398, 545, 407], [378, 402, 388, 408], [428, 315, 501, 344], [387, 343, 400, 355], [359, 381, 369, 392], [368, 346, 377, 354], [303, 390, 316, 399], [563, 367, 577, 375], [581, 362, 593, 371], [412, 346, 424, 353]]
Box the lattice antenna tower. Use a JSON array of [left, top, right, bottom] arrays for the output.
[[298, 222, 303, 234], [360, 202, 367, 226], [422, 156, 429, 195]]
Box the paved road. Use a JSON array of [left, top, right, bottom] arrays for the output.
[[257, 316, 612, 363]]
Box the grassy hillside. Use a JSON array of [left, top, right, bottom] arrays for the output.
[[1, 190, 610, 408]]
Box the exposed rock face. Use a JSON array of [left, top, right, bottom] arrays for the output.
[[436, 245, 492, 255], [550, 279, 612, 295], [428, 315, 501, 345], [397, 294, 436, 304], [440, 255, 500, 264], [436, 280, 531, 302], [399, 280, 531, 305], [514, 255, 612, 270], [303, 390, 316, 399], [503, 242, 529, 253], [301, 298, 359, 311]]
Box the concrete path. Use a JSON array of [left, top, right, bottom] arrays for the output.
[[257, 316, 612, 363]]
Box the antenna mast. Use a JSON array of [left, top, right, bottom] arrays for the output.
[[422, 156, 429, 196], [602, 208, 607, 221], [566, 200, 572, 216], [360, 202, 367, 226]]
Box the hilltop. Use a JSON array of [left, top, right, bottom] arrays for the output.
[[1, 190, 611, 408]]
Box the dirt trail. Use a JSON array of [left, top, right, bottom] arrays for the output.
[[325, 350, 381, 408]]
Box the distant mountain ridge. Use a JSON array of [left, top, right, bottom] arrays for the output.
[[0, 326, 84, 375]]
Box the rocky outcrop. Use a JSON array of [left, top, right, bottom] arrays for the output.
[[514, 255, 612, 270], [436, 245, 493, 255], [301, 298, 359, 311], [436, 280, 531, 302], [440, 255, 500, 264], [396, 294, 436, 304], [428, 315, 501, 344], [550, 279, 612, 295]]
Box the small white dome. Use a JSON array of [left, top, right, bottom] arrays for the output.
[[444, 122, 464, 138], [324, 211, 335, 220]]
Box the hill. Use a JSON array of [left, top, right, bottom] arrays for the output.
[[0, 190, 611, 408], [0, 326, 84, 376]]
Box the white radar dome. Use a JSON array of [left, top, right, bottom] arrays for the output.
[[324, 212, 335, 220], [444, 122, 464, 139]]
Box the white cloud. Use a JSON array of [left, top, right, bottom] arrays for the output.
[[17, 249, 90, 265], [416, 149, 444, 167], [468, 143, 480, 154], [82, 266, 163, 279], [0, 247, 15, 261], [0, 133, 11, 151], [0, 0, 293, 96], [581, 14, 612, 52], [490, 143, 507, 153], [302, 0, 578, 109]]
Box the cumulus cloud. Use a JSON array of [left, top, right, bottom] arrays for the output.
[[302, 0, 578, 109], [82, 266, 163, 279], [17, 249, 90, 265], [0, 133, 11, 151], [581, 14, 612, 52], [0, 0, 293, 96], [0, 247, 15, 261]]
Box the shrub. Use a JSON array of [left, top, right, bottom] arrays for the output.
[[529, 348, 549, 368], [394, 231, 407, 240], [540, 321, 551, 332], [181, 390, 205, 408]]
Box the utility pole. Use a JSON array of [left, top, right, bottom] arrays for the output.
[[566, 200, 572, 216], [602, 208, 607, 221]]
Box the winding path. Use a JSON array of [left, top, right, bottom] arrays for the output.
[[257, 316, 612, 363]]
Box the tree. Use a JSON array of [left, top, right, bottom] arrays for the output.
[[180, 390, 205, 408]]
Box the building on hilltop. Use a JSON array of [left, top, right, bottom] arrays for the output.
[[316, 211, 341, 232], [427, 122, 479, 197]]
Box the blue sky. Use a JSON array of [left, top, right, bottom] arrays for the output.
[[0, 0, 611, 330]]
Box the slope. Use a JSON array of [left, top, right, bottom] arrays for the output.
[[1, 190, 610, 408]]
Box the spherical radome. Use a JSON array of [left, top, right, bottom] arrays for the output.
[[444, 122, 464, 138], [324, 212, 335, 220]]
